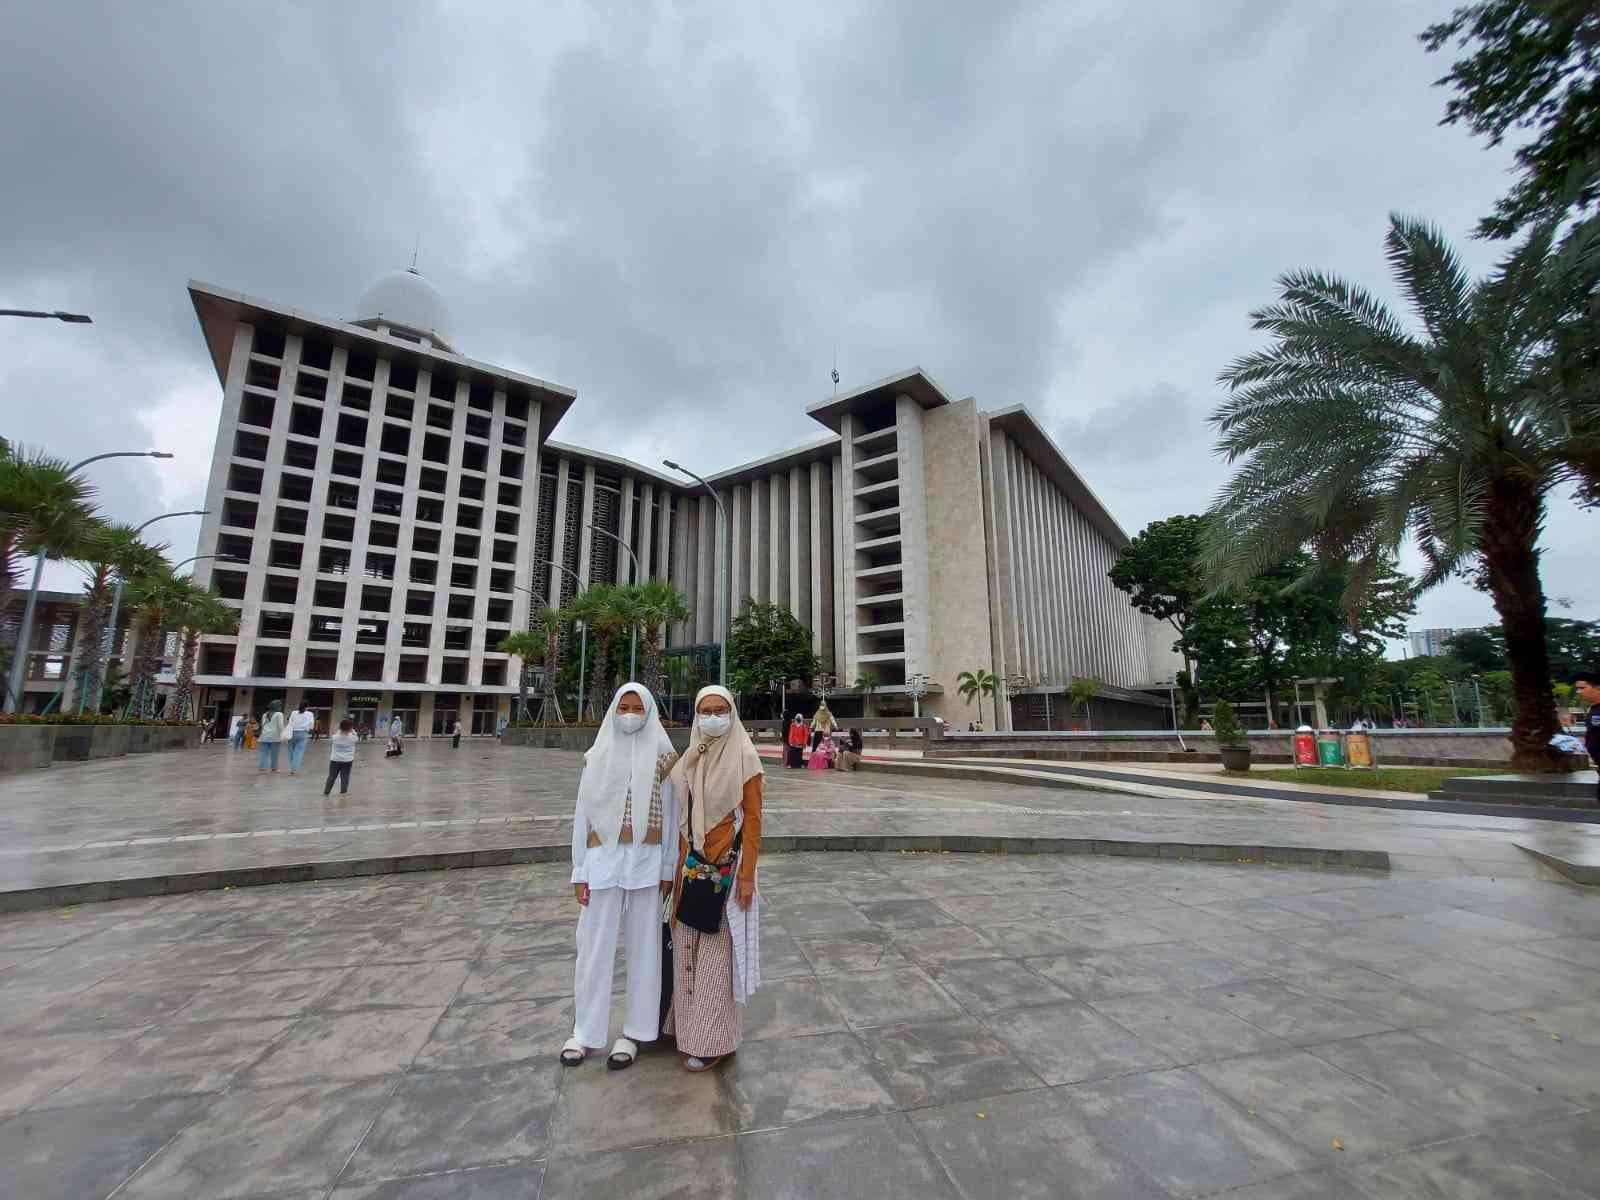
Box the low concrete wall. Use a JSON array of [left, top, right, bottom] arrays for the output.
[[0, 725, 57, 772], [127, 726, 201, 754], [932, 727, 1517, 767], [52, 724, 132, 762]]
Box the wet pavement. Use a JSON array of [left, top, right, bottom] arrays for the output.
[[1, 852, 1598, 1198]]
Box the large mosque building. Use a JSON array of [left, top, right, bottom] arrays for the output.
[[185, 270, 1178, 736]]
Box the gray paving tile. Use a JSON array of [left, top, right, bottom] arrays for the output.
[[856, 1016, 1045, 1108], [1090, 990, 1293, 1064], [548, 1044, 735, 1153], [342, 1063, 560, 1180], [1496, 1111, 1600, 1198], [741, 974, 850, 1041], [739, 1113, 959, 1200], [1195, 980, 1399, 1046], [322, 960, 475, 1011], [537, 1136, 740, 1200], [413, 998, 573, 1070], [1516, 934, 1600, 969], [1210, 1169, 1368, 1199], [118, 1078, 397, 1198], [244, 1007, 442, 1084], [818, 964, 963, 1028], [779, 899, 876, 935], [1197, 1048, 1465, 1159], [984, 1000, 1175, 1085], [911, 1087, 1172, 1200], [1311, 1030, 1582, 1131], [48, 1017, 298, 1105], [0, 1094, 206, 1200], [177, 968, 350, 1022], [795, 931, 907, 975], [1342, 1135, 1596, 1200], [1066, 1068, 1318, 1196], [0, 1028, 139, 1115], [932, 958, 1074, 1013], [722, 1031, 897, 1128], [1414, 1012, 1600, 1106], [856, 898, 961, 930], [331, 1162, 547, 1198], [888, 923, 1006, 967]]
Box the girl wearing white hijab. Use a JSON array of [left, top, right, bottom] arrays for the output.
[[664, 685, 764, 1073], [561, 683, 678, 1071]]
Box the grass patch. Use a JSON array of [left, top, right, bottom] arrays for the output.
[[1244, 767, 1488, 794]]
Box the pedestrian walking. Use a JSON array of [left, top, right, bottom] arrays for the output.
[[1577, 670, 1600, 805], [257, 701, 287, 772], [386, 714, 405, 758], [663, 685, 763, 1073], [451, 718, 463, 749], [286, 702, 314, 775], [323, 718, 359, 797], [560, 683, 678, 1070], [229, 713, 244, 750]]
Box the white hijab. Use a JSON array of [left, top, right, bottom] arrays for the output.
[[577, 683, 675, 848]]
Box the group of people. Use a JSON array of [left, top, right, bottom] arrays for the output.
[[781, 700, 863, 771], [227, 701, 360, 795], [563, 682, 763, 1073]]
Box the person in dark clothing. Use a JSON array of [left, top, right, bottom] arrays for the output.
[[1576, 671, 1600, 803]]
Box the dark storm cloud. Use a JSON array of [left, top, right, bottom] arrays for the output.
[[2, 0, 1591, 629]]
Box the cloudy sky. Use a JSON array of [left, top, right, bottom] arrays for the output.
[[4, 1, 1593, 640]]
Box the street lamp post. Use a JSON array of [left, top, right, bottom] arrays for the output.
[[1004, 672, 1030, 733], [0, 309, 92, 323], [663, 459, 730, 688], [589, 524, 642, 680], [906, 672, 930, 719], [80, 509, 208, 714], [5, 450, 173, 714], [545, 559, 588, 718]]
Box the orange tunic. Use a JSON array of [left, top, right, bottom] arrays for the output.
[[676, 774, 763, 884]]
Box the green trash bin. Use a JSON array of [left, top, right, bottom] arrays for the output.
[[1315, 731, 1344, 766]]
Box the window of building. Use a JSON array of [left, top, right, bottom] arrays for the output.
[[488, 568, 513, 594], [388, 361, 418, 393], [289, 403, 322, 438], [252, 324, 286, 358], [465, 413, 491, 440], [331, 449, 363, 480], [293, 373, 327, 402], [430, 371, 457, 401], [263, 575, 298, 605], [416, 498, 444, 524], [355, 617, 388, 646], [227, 463, 263, 495], [254, 649, 289, 677], [359, 585, 392, 612], [373, 487, 403, 518], [492, 539, 516, 564], [336, 413, 368, 447], [443, 626, 471, 651], [380, 423, 410, 456], [499, 451, 524, 480], [422, 432, 450, 464], [352, 652, 384, 679], [501, 423, 525, 448], [240, 393, 275, 430], [313, 581, 346, 609], [482, 625, 509, 652], [480, 662, 506, 687], [346, 351, 376, 382], [406, 590, 434, 616], [300, 337, 333, 370], [234, 430, 269, 461], [303, 651, 339, 679], [400, 622, 430, 649], [340, 382, 372, 411], [282, 441, 318, 472], [449, 564, 475, 591], [200, 645, 235, 674], [213, 570, 247, 601], [440, 659, 468, 685], [426, 404, 453, 431], [411, 528, 441, 556], [368, 521, 400, 549], [318, 548, 351, 576], [274, 507, 308, 537], [364, 553, 395, 581], [504, 393, 529, 422], [448, 594, 474, 619], [376, 459, 408, 488], [258, 610, 294, 640], [461, 443, 487, 473], [221, 498, 257, 530], [454, 533, 480, 559], [408, 559, 437, 585], [279, 473, 313, 503], [384, 394, 414, 423], [456, 504, 482, 530], [217, 533, 252, 562], [418, 466, 446, 495], [469, 380, 493, 411], [268, 540, 302, 570], [497, 482, 520, 509], [458, 474, 485, 502], [397, 655, 428, 683], [486, 599, 510, 624], [322, 513, 355, 543], [327, 482, 359, 511]]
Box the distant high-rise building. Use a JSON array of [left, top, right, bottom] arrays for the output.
[[1408, 627, 1465, 658]]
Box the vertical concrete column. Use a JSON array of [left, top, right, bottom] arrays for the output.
[[695, 496, 715, 644], [987, 431, 1020, 685], [894, 395, 932, 675], [731, 484, 750, 616], [749, 477, 768, 606], [617, 476, 636, 582], [576, 464, 597, 585], [809, 460, 834, 668], [467, 387, 508, 686], [769, 471, 789, 613], [836, 422, 858, 683], [193, 322, 256, 680], [978, 422, 1011, 728], [670, 495, 691, 644], [657, 492, 674, 593], [516, 402, 543, 605], [547, 457, 571, 608], [1045, 484, 1071, 683], [637, 482, 655, 580], [789, 465, 808, 628], [715, 489, 732, 643]]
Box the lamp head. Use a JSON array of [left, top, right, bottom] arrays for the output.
[[662, 459, 680, 470], [148, 451, 175, 460], [54, 312, 93, 323]]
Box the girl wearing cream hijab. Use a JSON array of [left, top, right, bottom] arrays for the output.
[[664, 685, 764, 1072], [560, 683, 678, 1071]]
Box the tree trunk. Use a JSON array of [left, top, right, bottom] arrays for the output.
[[642, 623, 663, 705], [75, 583, 111, 713], [588, 635, 612, 720], [173, 629, 198, 720], [129, 613, 162, 717], [543, 633, 561, 723], [1480, 479, 1564, 771]]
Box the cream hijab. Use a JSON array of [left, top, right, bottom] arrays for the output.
[[670, 685, 764, 850], [577, 683, 675, 848]]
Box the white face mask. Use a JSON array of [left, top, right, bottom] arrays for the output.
[[697, 713, 732, 738], [615, 712, 645, 736]]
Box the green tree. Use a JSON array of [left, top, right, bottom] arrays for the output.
[[1204, 215, 1600, 770], [1422, 1, 1600, 238], [851, 669, 881, 718], [0, 443, 103, 604], [955, 668, 998, 728], [625, 580, 691, 701], [496, 630, 544, 722], [171, 584, 238, 721], [1066, 676, 1101, 730], [1108, 514, 1208, 690], [1444, 626, 1507, 672], [726, 600, 820, 703], [563, 583, 629, 719], [72, 524, 168, 713]]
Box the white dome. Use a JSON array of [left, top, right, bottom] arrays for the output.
[[353, 268, 453, 350]]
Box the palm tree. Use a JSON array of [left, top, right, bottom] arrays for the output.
[[121, 568, 189, 717], [1066, 676, 1101, 731], [72, 524, 167, 713], [497, 630, 542, 722], [564, 583, 628, 719], [170, 583, 237, 721], [627, 580, 691, 700], [955, 669, 998, 728], [851, 669, 880, 717], [0, 443, 102, 604], [1204, 215, 1600, 771]]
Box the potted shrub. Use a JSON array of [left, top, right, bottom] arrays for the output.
[[1211, 700, 1252, 772]]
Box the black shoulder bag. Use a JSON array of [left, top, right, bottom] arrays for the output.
[[674, 782, 742, 935]]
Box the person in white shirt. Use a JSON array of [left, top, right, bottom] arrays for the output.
[[229, 714, 245, 750], [257, 701, 287, 772], [386, 715, 404, 757], [286, 703, 316, 775], [451, 718, 463, 749], [324, 718, 359, 796], [561, 683, 678, 1071]]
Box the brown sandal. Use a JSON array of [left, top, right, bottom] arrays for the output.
[[682, 1054, 724, 1073]]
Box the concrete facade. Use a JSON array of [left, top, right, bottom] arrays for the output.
[[185, 276, 1173, 734]]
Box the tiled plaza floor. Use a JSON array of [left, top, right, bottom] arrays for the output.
[[1, 853, 1598, 1198], [4, 742, 1598, 893]]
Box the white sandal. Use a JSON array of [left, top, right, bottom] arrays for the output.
[[560, 1037, 587, 1067], [607, 1037, 639, 1071]]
